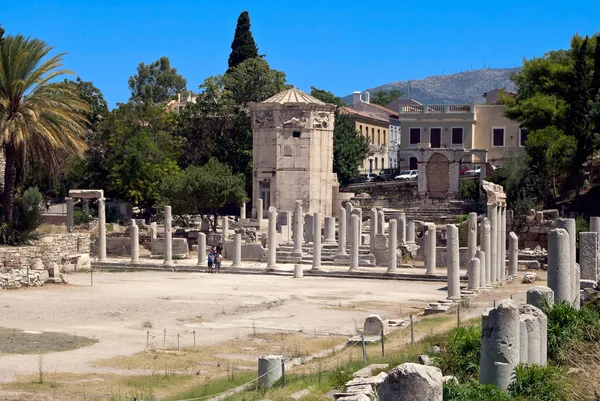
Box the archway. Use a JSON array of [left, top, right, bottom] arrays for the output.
[[426, 152, 450, 198]]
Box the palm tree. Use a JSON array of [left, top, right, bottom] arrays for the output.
[[0, 34, 89, 230]]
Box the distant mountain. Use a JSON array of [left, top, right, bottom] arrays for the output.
[[342, 67, 521, 105]]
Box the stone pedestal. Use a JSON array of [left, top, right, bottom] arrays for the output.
[[324, 217, 336, 244], [294, 264, 304, 278], [556, 218, 578, 309], [197, 232, 206, 266], [163, 205, 173, 266], [468, 257, 480, 291], [526, 286, 554, 309], [98, 198, 107, 262], [387, 219, 398, 273], [508, 232, 518, 278], [232, 233, 242, 268], [130, 220, 140, 264], [407, 221, 415, 243], [480, 299, 520, 391], [66, 197, 74, 232], [257, 355, 283, 389], [312, 212, 322, 270], [447, 224, 460, 299], [548, 228, 571, 305], [476, 250, 486, 289], [487, 204, 497, 284], [256, 199, 264, 221], [425, 223, 436, 275], [349, 214, 360, 271], [467, 212, 477, 264], [579, 232, 598, 281], [293, 200, 303, 256], [379, 363, 443, 401], [266, 207, 277, 269], [336, 207, 347, 257]]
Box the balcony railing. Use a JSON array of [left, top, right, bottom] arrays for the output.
[[399, 104, 474, 113]]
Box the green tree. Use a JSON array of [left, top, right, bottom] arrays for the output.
[[227, 11, 259, 72], [310, 86, 346, 107], [592, 36, 600, 100], [371, 89, 404, 107], [65, 77, 108, 128], [0, 34, 89, 234], [333, 111, 369, 185], [160, 159, 247, 231], [128, 56, 187, 104]]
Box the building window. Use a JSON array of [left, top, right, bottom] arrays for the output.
[[381, 157, 384, 168], [377, 129, 381, 144], [519, 128, 528, 147], [372, 128, 375, 143], [430, 127, 442, 148], [359, 125, 363, 135], [409, 128, 421, 147], [493, 127, 505, 147], [451, 127, 464, 146], [293, 131, 301, 138], [409, 157, 418, 170], [375, 158, 378, 170], [283, 145, 292, 157], [383, 130, 386, 145]]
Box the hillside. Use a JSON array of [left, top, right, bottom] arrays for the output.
[[342, 67, 520, 105]]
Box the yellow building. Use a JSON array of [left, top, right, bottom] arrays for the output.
[[340, 107, 389, 174]]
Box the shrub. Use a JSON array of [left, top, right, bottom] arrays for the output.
[[328, 366, 353, 389], [435, 326, 482, 382], [74, 206, 94, 225], [444, 380, 514, 401], [0, 186, 43, 244], [460, 178, 479, 201], [508, 364, 568, 401]]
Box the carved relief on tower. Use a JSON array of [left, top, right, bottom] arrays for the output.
[[313, 112, 330, 129], [279, 110, 308, 128], [253, 111, 274, 129]]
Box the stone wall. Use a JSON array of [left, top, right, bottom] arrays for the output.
[[0, 233, 90, 271]]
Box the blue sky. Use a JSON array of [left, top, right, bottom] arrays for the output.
[[2, 1, 599, 108]]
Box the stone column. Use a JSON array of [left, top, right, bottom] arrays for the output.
[[379, 363, 443, 401], [221, 215, 229, 240], [496, 205, 503, 282], [369, 208, 378, 253], [240, 203, 246, 220], [397, 213, 407, 245], [467, 212, 477, 263], [354, 208, 363, 244], [519, 305, 545, 366], [349, 214, 360, 271], [130, 219, 140, 264], [468, 257, 480, 291], [66, 197, 74, 232], [336, 207, 347, 256], [484, 219, 492, 287], [377, 209, 385, 234], [197, 232, 206, 266], [98, 197, 107, 262], [579, 232, 598, 281], [547, 228, 571, 305], [487, 204, 497, 284], [312, 212, 322, 270], [508, 231, 518, 278], [293, 201, 303, 256], [447, 224, 460, 299], [324, 217, 336, 244], [556, 218, 578, 309], [480, 299, 520, 391], [266, 207, 277, 269], [425, 223, 437, 275], [518, 315, 530, 364], [232, 233, 242, 268], [345, 202, 354, 247], [406, 221, 415, 243], [476, 250, 486, 289], [500, 206, 506, 281], [257, 355, 283, 389], [387, 219, 398, 273], [304, 214, 314, 244], [526, 286, 554, 309], [590, 216, 600, 249], [256, 199, 264, 221], [163, 205, 173, 266], [284, 211, 292, 243]]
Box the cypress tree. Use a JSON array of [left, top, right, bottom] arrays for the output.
[[227, 11, 259, 72], [592, 35, 600, 101]]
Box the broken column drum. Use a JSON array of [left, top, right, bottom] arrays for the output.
[[336, 207, 347, 256], [556, 218, 579, 309], [267, 207, 278, 269], [379, 362, 443, 401], [130, 219, 140, 264], [293, 200, 303, 256], [508, 231, 519, 278], [397, 213, 407, 244], [240, 202, 246, 220], [519, 304, 547, 366], [163, 205, 173, 266], [197, 232, 206, 266], [387, 219, 398, 272], [579, 232, 598, 281], [547, 228, 571, 305], [425, 223, 436, 275], [349, 214, 360, 271], [256, 199, 264, 221], [476, 250, 486, 289], [312, 212, 322, 270], [468, 257, 480, 291], [406, 221, 415, 243], [232, 233, 242, 268], [447, 224, 461, 299], [590, 216, 600, 249], [526, 286, 554, 309], [257, 355, 283, 389]]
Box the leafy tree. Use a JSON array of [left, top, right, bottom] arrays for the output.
[[227, 11, 259, 72], [160, 159, 247, 231], [0, 34, 89, 235], [224, 57, 287, 105], [592, 37, 600, 100], [128, 56, 187, 104], [310, 86, 346, 107], [333, 111, 369, 185], [65, 77, 108, 128], [371, 89, 404, 107]]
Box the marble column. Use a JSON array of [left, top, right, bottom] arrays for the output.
[[526, 286, 555, 309], [476, 250, 486, 289], [240, 202, 246, 220], [197, 232, 206, 266], [556, 218, 578, 309], [590, 216, 600, 249], [349, 214, 360, 271], [406, 221, 415, 243], [293, 200, 303, 256], [579, 232, 598, 281], [387, 219, 398, 273], [508, 232, 518, 278], [256, 199, 264, 221], [66, 197, 74, 232], [345, 202, 354, 247], [496, 205, 503, 282], [397, 213, 407, 245], [369, 208, 377, 253], [487, 204, 497, 284], [232, 233, 242, 268], [377, 209, 385, 234], [336, 207, 347, 256], [163, 205, 173, 266], [480, 299, 520, 391], [467, 212, 477, 264], [221, 215, 229, 240], [547, 228, 571, 305], [130, 219, 139, 264], [481, 218, 492, 287], [425, 223, 437, 275], [324, 217, 336, 244], [468, 257, 480, 291], [266, 207, 277, 269], [354, 208, 363, 245], [447, 224, 460, 299], [519, 304, 548, 366], [500, 206, 507, 281], [312, 212, 322, 270], [95, 198, 106, 262]]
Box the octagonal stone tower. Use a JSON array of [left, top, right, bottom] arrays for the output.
[[249, 87, 338, 217]]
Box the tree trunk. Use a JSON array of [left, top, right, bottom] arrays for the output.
[[212, 210, 218, 233], [3, 145, 18, 227]]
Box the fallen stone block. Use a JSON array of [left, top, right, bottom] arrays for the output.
[[522, 273, 537, 284], [379, 363, 443, 401], [353, 364, 389, 378]]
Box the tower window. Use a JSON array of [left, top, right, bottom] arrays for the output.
[[293, 131, 301, 138]]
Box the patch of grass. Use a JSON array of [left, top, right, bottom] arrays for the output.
[[508, 364, 568, 401], [0, 327, 97, 354], [165, 370, 255, 401], [444, 380, 514, 401], [435, 325, 482, 382]]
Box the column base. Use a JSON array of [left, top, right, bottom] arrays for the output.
[[386, 267, 398, 274], [291, 251, 303, 258], [266, 264, 278, 271], [231, 263, 242, 268], [131, 260, 140, 265], [348, 266, 359, 272], [447, 296, 462, 301], [163, 260, 174, 266], [311, 265, 322, 271]]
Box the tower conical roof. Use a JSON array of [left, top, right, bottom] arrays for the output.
[[261, 86, 326, 105]]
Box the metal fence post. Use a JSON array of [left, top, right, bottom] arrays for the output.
[[361, 334, 367, 363], [410, 314, 414, 345]]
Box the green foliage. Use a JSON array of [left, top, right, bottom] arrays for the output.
[[460, 178, 479, 201], [508, 364, 568, 401], [65, 77, 109, 128], [223, 57, 287, 106], [333, 112, 369, 185], [0, 187, 42, 244], [328, 366, 354, 389], [435, 326, 482, 382], [73, 205, 94, 225], [370, 89, 404, 107], [227, 11, 260, 72], [310, 87, 347, 107], [128, 56, 187, 104], [444, 380, 514, 401]]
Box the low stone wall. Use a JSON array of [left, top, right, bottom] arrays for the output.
[[0, 233, 91, 271]]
